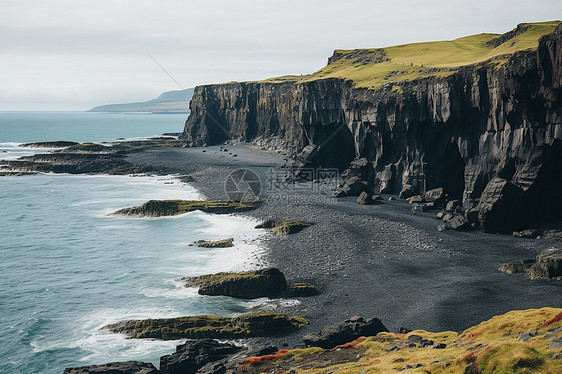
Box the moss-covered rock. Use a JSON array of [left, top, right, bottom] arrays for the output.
[[183, 268, 287, 299], [255, 219, 311, 236], [113, 199, 260, 217], [103, 313, 307, 340], [286, 283, 320, 297]]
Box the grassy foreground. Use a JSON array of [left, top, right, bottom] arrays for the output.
[[239, 308, 562, 374], [258, 21, 560, 90]]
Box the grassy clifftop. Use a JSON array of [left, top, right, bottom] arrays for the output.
[[239, 308, 562, 374], [259, 21, 561, 89]]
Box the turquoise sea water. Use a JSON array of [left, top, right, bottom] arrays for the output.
[[0, 112, 269, 374]]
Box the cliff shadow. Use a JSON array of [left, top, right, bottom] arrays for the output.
[[308, 122, 355, 171]]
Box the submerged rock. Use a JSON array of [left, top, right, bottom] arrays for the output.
[[113, 199, 260, 217], [104, 313, 307, 340], [190, 238, 234, 248], [183, 268, 288, 299], [303, 316, 388, 349], [63, 361, 161, 374]]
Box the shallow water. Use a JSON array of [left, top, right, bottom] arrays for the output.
[[0, 112, 268, 373]]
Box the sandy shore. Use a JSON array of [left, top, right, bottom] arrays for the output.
[[126, 144, 562, 347]]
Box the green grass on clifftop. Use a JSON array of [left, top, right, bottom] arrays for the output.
[[257, 21, 560, 90]]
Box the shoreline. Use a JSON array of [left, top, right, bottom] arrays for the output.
[[124, 143, 562, 347], [2, 140, 561, 372]]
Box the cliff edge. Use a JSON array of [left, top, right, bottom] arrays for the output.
[[181, 22, 562, 232]]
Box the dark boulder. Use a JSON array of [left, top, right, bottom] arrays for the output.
[[399, 184, 416, 199], [513, 229, 540, 239], [446, 200, 461, 212], [424, 187, 445, 205], [357, 191, 372, 205], [372, 194, 382, 203], [498, 259, 535, 274], [465, 207, 480, 225], [303, 316, 388, 349], [255, 219, 311, 235], [499, 248, 562, 279], [64, 361, 160, 374], [159, 339, 243, 374], [286, 283, 320, 297], [183, 268, 288, 299], [334, 176, 369, 197], [446, 214, 470, 230], [527, 248, 562, 279], [478, 178, 527, 233]]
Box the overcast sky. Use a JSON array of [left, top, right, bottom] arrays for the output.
[[1, 0, 560, 110]]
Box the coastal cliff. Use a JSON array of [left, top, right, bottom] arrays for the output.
[[182, 22, 562, 231]]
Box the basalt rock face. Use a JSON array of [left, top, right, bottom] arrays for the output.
[[182, 25, 562, 231]]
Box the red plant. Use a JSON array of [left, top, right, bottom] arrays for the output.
[[468, 332, 482, 340], [330, 336, 366, 351], [242, 350, 290, 365], [541, 311, 562, 327]]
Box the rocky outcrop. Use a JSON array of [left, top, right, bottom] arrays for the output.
[[104, 313, 307, 340], [2, 139, 184, 175], [286, 282, 320, 297], [20, 141, 79, 148], [303, 316, 388, 349], [182, 24, 562, 232], [113, 199, 260, 217], [499, 247, 562, 279], [159, 339, 243, 374], [183, 268, 287, 299], [255, 219, 312, 235], [63, 361, 161, 374]]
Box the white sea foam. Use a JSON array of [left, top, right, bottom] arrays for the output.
[[30, 306, 186, 364]]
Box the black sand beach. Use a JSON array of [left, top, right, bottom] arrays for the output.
[[126, 144, 562, 347]]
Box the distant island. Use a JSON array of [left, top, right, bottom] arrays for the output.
[[88, 88, 194, 113]]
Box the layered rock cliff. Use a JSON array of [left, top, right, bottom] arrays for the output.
[[182, 22, 562, 232]]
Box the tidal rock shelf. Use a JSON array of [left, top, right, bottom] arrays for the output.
[[2, 139, 184, 175], [113, 199, 260, 217], [103, 313, 307, 340]]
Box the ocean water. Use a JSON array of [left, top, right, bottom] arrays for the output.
[[0, 112, 269, 374]]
